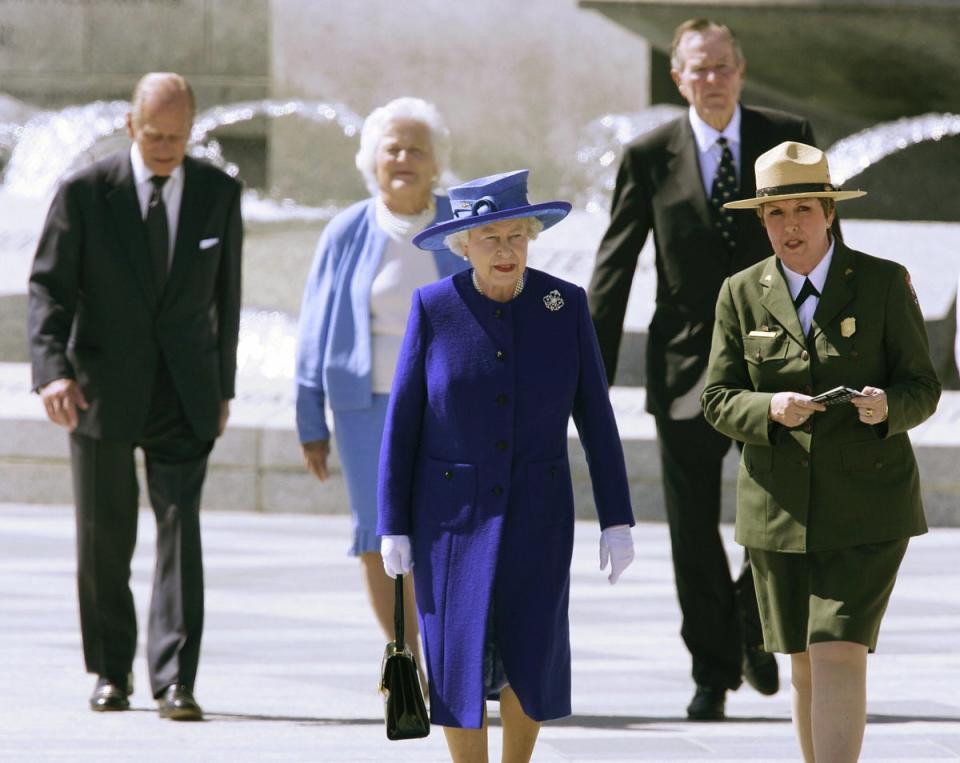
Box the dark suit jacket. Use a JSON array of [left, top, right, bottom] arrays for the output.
[[28, 150, 243, 442], [701, 241, 940, 552], [587, 105, 816, 419]]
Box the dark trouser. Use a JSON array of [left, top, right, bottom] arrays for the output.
[[70, 364, 212, 697], [657, 414, 760, 691]]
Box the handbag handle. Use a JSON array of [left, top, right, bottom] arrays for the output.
[[394, 574, 405, 647]]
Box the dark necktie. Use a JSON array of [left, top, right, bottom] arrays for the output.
[[793, 277, 821, 309], [147, 175, 170, 290], [709, 136, 738, 253]]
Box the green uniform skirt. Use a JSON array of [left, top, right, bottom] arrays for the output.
[[749, 539, 909, 654]]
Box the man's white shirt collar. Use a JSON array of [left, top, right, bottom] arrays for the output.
[[130, 143, 184, 190], [688, 105, 742, 195], [689, 104, 742, 152], [129, 143, 184, 262]]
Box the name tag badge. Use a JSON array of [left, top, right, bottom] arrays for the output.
[[748, 330, 777, 338]]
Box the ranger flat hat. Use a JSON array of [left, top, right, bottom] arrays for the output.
[[724, 141, 866, 209]]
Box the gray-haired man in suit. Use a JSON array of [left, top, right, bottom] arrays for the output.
[[28, 72, 242, 720], [588, 18, 823, 720]]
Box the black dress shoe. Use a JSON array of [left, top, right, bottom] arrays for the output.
[[686, 685, 726, 721], [157, 684, 203, 721], [89, 674, 132, 712], [742, 644, 779, 696]]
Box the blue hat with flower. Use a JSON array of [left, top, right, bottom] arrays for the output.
[[412, 169, 571, 251]]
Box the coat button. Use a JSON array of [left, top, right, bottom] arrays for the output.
[[851, 350, 859, 358], [496, 350, 505, 361], [494, 308, 503, 319], [802, 422, 812, 433], [495, 440, 508, 451], [874, 460, 883, 470], [799, 457, 809, 468], [492, 485, 503, 496], [495, 393, 508, 406], [803, 385, 813, 395], [800, 350, 810, 361], [443, 470, 453, 480]]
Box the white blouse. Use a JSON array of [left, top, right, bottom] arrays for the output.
[[369, 196, 441, 393]]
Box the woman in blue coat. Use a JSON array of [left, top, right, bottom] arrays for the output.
[[377, 170, 636, 762], [295, 98, 466, 668]]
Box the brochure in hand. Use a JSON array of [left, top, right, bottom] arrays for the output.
[[810, 386, 864, 406]]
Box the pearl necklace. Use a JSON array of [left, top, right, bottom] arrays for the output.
[[374, 195, 436, 241], [471, 268, 526, 300]]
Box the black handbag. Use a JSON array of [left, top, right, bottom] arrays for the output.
[[379, 574, 430, 740]]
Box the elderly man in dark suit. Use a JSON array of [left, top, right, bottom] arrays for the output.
[[28, 72, 242, 721], [587, 18, 821, 720]]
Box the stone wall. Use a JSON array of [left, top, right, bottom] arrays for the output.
[[0, 0, 269, 107], [268, 0, 651, 204], [2, 0, 650, 206]]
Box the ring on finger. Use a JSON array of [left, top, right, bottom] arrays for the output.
[[864, 408, 874, 417]]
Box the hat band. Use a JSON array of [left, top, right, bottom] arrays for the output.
[[453, 195, 500, 219], [756, 182, 840, 197]]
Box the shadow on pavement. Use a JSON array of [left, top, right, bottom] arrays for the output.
[[867, 713, 960, 724], [546, 713, 791, 728]]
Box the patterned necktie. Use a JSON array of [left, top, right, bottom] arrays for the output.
[[147, 175, 170, 290], [709, 136, 738, 252], [793, 277, 820, 309]]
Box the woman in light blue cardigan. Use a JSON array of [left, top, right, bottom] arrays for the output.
[[295, 97, 466, 660]]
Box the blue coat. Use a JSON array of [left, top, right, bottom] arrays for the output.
[[295, 195, 466, 442], [378, 268, 635, 728]]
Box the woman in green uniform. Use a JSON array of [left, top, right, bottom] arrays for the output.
[[701, 141, 941, 763]]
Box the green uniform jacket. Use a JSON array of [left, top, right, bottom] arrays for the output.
[[701, 241, 940, 552]]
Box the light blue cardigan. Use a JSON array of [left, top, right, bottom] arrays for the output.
[[295, 195, 466, 442]]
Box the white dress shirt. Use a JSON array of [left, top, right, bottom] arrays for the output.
[[781, 239, 836, 336], [130, 143, 184, 267], [688, 104, 742, 197]]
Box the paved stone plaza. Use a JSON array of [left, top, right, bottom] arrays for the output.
[[2, 505, 959, 762]]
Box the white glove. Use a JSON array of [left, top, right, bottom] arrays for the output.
[[381, 535, 413, 578], [599, 524, 634, 585]]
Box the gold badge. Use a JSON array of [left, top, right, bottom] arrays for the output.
[[840, 317, 856, 337]]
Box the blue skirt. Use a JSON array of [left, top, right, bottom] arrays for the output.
[[332, 394, 390, 557]]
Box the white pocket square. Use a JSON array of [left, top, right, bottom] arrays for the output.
[[199, 237, 220, 250]]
